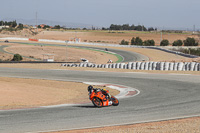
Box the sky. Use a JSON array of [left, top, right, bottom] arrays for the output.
[[0, 0, 200, 30]]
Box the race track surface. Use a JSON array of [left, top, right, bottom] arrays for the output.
[[68, 45, 149, 62], [0, 41, 149, 63], [0, 68, 200, 133]]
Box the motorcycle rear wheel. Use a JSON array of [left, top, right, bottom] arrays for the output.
[[92, 97, 103, 108], [111, 96, 119, 106]]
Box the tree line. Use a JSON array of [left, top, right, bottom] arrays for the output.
[[120, 37, 199, 47], [101, 24, 156, 31], [0, 20, 23, 30]]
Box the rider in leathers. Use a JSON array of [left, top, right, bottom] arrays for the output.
[[88, 85, 111, 100]]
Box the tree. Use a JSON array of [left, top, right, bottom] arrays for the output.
[[134, 25, 143, 31], [172, 40, 183, 46], [131, 37, 136, 45], [143, 39, 155, 46], [183, 37, 198, 46], [135, 37, 143, 45], [122, 24, 130, 30], [44, 25, 50, 29], [109, 24, 147, 31], [0, 21, 4, 26], [130, 24, 135, 30], [54, 25, 61, 29], [160, 39, 169, 46], [18, 23, 23, 29], [131, 37, 143, 45], [120, 39, 129, 45], [12, 54, 23, 61], [12, 20, 17, 28], [148, 27, 155, 31]]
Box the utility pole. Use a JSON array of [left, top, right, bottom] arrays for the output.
[[193, 25, 195, 34], [65, 41, 69, 62], [36, 12, 38, 33]]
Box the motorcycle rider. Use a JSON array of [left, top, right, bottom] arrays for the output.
[[101, 88, 111, 100], [88, 85, 94, 94], [88, 85, 111, 100]]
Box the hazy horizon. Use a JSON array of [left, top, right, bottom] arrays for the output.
[[1, 0, 200, 30]]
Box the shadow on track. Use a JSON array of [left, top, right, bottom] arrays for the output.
[[74, 105, 97, 108]]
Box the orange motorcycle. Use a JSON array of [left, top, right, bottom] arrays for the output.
[[89, 88, 119, 107]]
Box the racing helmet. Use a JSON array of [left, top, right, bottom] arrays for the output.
[[102, 89, 106, 92], [88, 85, 93, 92]]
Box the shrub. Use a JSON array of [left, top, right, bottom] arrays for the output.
[[131, 37, 143, 45], [120, 39, 129, 45], [172, 40, 183, 46], [143, 39, 155, 46], [160, 39, 169, 46], [12, 54, 23, 61], [183, 37, 198, 46]]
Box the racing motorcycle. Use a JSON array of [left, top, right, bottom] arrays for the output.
[[89, 88, 119, 107]]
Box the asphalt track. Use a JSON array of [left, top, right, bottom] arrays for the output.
[[67, 45, 149, 62], [0, 41, 149, 62], [0, 67, 200, 133]]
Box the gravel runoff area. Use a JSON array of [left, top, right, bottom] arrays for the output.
[[0, 77, 119, 110], [47, 117, 200, 133]]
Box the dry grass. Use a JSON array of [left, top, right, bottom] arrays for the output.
[[0, 77, 119, 110], [34, 30, 199, 45], [50, 117, 200, 133], [1, 42, 118, 64]]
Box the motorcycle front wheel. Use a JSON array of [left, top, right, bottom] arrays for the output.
[[111, 96, 119, 106], [92, 97, 103, 108]]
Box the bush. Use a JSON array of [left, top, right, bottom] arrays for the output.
[[172, 48, 200, 56], [12, 54, 23, 61], [172, 40, 183, 46], [131, 37, 143, 45], [187, 48, 200, 56], [160, 39, 169, 46], [183, 37, 198, 46], [143, 39, 155, 46], [120, 39, 129, 45]]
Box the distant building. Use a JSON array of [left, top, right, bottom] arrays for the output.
[[0, 25, 9, 29], [40, 24, 46, 28]]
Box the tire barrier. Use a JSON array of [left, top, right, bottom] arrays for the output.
[[62, 62, 200, 71]]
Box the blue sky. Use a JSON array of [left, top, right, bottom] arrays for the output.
[[0, 0, 199, 30]]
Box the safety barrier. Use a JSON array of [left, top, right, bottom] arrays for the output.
[[61, 62, 200, 71], [29, 38, 38, 42], [0, 37, 29, 41]]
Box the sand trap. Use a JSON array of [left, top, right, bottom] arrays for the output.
[[0, 77, 119, 110]]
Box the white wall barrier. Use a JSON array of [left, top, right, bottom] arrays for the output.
[[61, 62, 200, 71], [0, 37, 29, 41]]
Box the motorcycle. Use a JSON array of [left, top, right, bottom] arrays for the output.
[[89, 88, 119, 107]]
